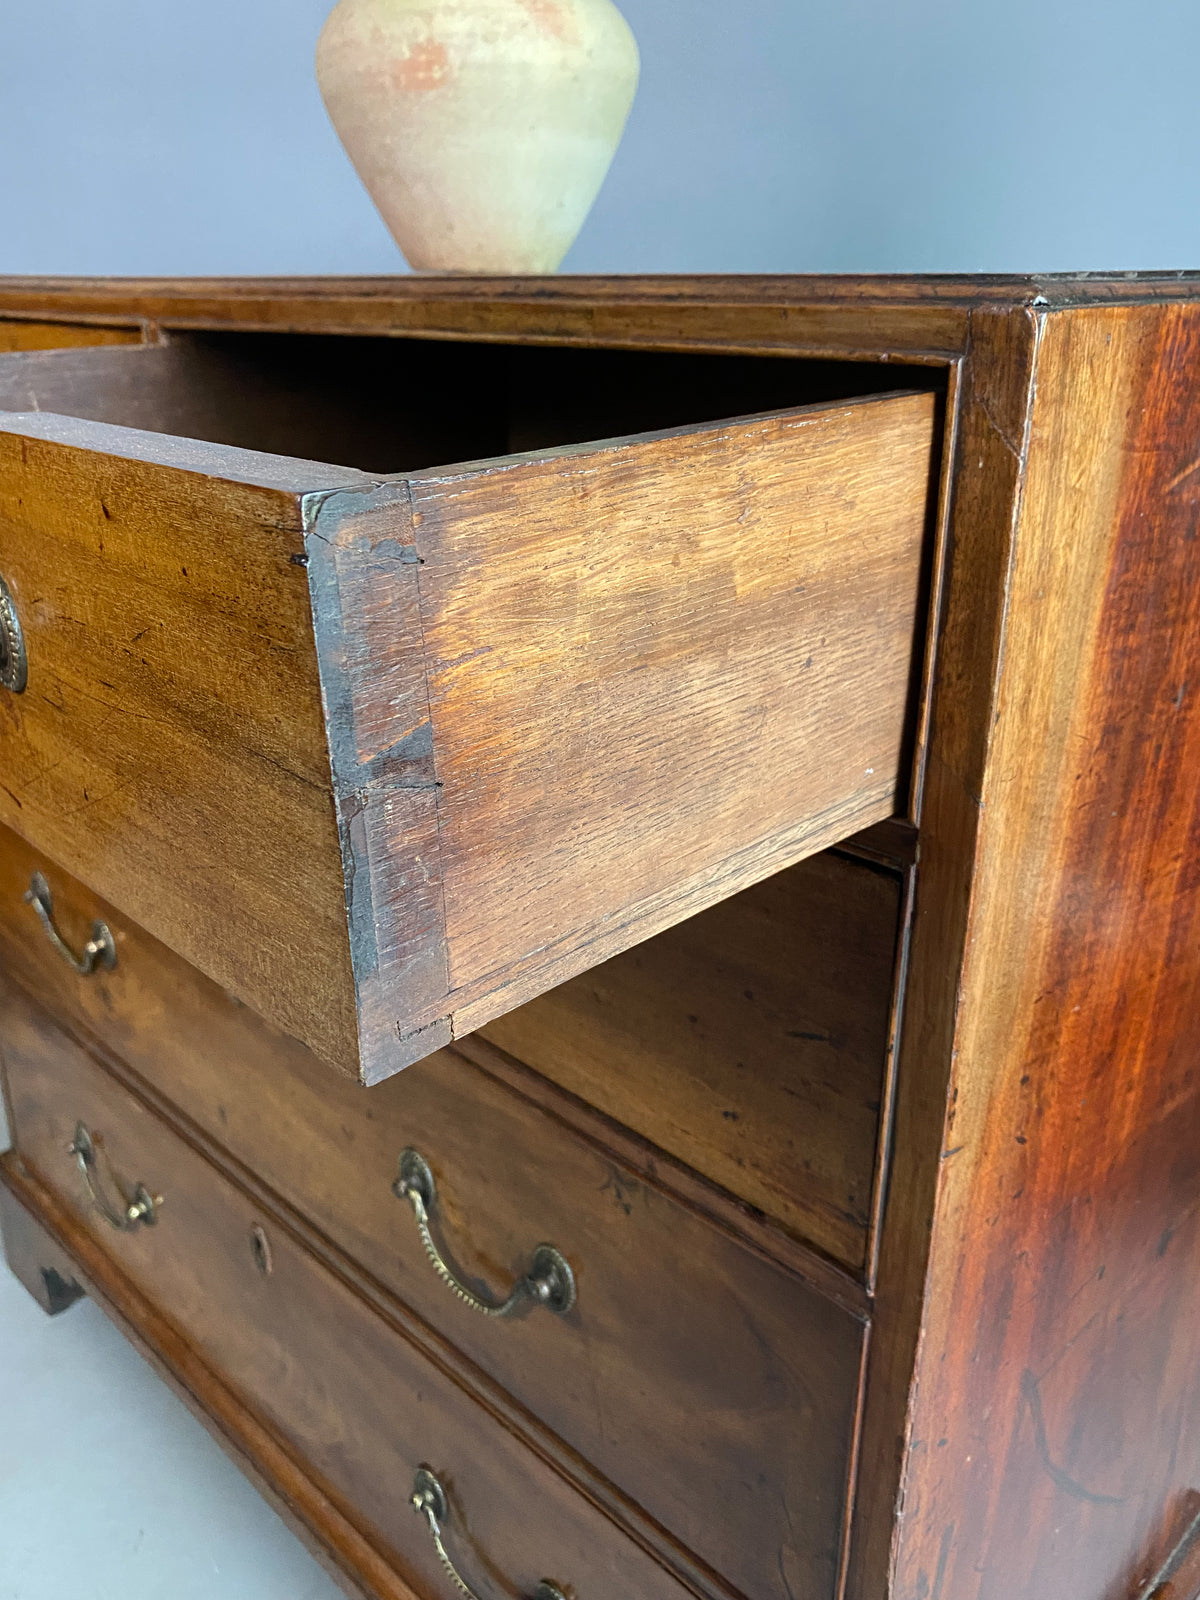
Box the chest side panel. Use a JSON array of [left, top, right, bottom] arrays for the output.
[[893, 302, 1200, 1600]]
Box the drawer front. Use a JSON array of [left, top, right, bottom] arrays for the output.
[[0, 819, 900, 1273], [0, 985, 695, 1600], [0, 411, 369, 1076], [0, 827, 864, 1600], [0, 368, 934, 1083]]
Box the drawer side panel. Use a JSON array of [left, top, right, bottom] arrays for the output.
[[310, 391, 936, 1080]]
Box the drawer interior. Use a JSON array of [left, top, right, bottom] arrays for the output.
[[480, 842, 904, 1273], [0, 330, 942, 473]]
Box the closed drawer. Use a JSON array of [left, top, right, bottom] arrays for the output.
[[0, 333, 936, 1084], [0, 827, 865, 1600], [0, 819, 900, 1273], [1, 985, 699, 1600]]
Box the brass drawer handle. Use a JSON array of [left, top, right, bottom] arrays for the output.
[[25, 872, 117, 975], [411, 1467, 566, 1600], [394, 1149, 575, 1318], [68, 1122, 161, 1231], [0, 571, 27, 693]]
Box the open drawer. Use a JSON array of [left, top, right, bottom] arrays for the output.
[[0, 334, 937, 1082]]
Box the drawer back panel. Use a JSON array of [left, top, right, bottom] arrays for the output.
[[0, 332, 940, 473], [0, 320, 144, 352]]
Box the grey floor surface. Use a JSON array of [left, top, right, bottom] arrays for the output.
[[0, 1251, 348, 1600]]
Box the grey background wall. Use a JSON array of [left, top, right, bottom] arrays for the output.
[[2, 0, 1197, 277]]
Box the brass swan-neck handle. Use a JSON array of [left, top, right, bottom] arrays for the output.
[[25, 873, 117, 976], [393, 1148, 575, 1319], [68, 1122, 160, 1232], [411, 1467, 566, 1600]]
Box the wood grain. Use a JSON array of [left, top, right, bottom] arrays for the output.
[[6, 276, 1198, 1600], [0, 815, 866, 1304], [0, 379, 933, 1086], [0, 822, 864, 1600], [0, 282, 980, 362], [481, 847, 903, 1271], [880, 303, 1200, 1600], [0, 334, 936, 470], [1, 985, 700, 1600], [311, 390, 935, 1078], [0, 412, 369, 1072]]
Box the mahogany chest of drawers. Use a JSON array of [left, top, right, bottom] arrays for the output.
[[2, 274, 1200, 1600]]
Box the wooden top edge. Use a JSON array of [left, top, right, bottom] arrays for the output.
[[0, 272, 1196, 307], [0, 275, 1191, 361]]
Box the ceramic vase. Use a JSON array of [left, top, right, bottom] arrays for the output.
[[316, 0, 640, 273]]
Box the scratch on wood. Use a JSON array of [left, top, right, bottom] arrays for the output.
[[1020, 1369, 1125, 1506], [975, 390, 1023, 462], [930, 1522, 955, 1600], [1165, 456, 1200, 494]]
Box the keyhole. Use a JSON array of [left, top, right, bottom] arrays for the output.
[[250, 1224, 273, 1276]]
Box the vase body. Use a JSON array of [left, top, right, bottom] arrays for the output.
[[316, 0, 639, 273]]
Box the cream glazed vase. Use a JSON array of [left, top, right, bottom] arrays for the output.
[[316, 0, 640, 272]]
